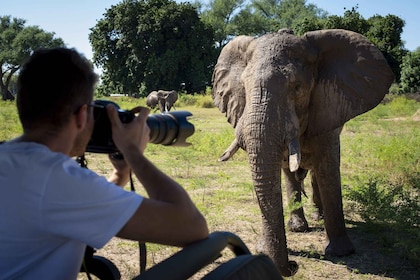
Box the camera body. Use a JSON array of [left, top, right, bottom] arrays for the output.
[[86, 100, 194, 154]]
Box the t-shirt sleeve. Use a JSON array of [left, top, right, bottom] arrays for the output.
[[41, 159, 143, 249]]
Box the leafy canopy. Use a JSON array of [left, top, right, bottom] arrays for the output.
[[200, 1, 405, 84], [0, 16, 64, 100], [89, 0, 216, 96]]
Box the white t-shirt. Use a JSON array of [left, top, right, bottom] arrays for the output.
[[0, 142, 143, 279]]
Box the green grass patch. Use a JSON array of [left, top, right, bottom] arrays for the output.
[[0, 101, 22, 141]]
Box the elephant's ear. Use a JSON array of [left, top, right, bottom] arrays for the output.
[[304, 29, 394, 136], [212, 36, 255, 128]]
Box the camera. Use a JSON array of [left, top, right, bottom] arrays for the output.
[[86, 100, 194, 154]]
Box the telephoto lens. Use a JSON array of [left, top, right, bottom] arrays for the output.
[[147, 111, 194, 146], [86, 100, 194, 154]]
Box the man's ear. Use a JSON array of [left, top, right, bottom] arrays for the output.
[[74, 104, 88, 131]]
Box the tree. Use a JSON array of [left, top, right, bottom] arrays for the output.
[[89, 0, 216, 96], [200, 0, 245, 47], [366, 14, 406, 82], [0, 16, 64, 100], [250, 0, 327, 34], [323, 6, 369, 34], [321, 9, 405, 82], [400, 48, 420, 93]]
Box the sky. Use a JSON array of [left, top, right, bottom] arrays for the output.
[[1, 0, 419, 65]]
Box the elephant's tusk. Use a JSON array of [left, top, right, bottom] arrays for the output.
[[288, 139, 301, 172]]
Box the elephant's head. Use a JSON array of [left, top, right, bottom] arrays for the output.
[[213, 29, 394, 171], [212, 29, 394, 276], [146, 91, 160, 109]]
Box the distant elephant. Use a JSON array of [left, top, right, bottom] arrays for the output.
[[146, 90, 178, 113], [212, 29, 394, 276], [146, 90, 161, 111], [158, 90, 178, 112]]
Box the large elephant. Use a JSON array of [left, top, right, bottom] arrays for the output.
[[146, 90, 178, 113], [212, 29, 394, 276]]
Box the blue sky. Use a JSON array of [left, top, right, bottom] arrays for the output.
[[2, 0, 419, 64]]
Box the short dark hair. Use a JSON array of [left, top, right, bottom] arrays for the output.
[[17, 48, 98, 131]]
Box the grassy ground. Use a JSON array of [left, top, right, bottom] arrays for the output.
[[1, 95, 419, 279]]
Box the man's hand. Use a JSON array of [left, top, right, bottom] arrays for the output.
[[106, 105, 150, 156]]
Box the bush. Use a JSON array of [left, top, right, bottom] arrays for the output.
[[178, 94, 199, 106], [344, 176, 420, 261], [399, 48, 420, 93], [195, 95, 215, 108], [177, 93, 215, 108]]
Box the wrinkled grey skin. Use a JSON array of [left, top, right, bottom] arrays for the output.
[[146, 90, 178, 113], [212, 29, 394, 276]]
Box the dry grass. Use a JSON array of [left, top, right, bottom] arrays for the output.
[[76, 100, 420, 280]]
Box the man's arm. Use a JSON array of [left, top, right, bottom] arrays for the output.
[[106, 105, 209, 247], [117, 150, 208, 246], [107, 154, 130, 187]]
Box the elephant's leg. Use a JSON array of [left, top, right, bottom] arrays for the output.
[[311, 129, 354, 256], [284, 168, 309, 232], [310, 170, 324, 220]]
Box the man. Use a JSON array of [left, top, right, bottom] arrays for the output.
[[0, 48, 208, 279]]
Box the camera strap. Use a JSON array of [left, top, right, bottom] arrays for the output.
[[129, 170, 147, 274]]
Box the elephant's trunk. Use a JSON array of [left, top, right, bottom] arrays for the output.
[[241, 81, 300, 276], [248, 150, 298, 276]]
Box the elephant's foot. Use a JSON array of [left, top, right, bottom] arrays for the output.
[[325, 235, 355, 257], [256, 237, 299, 277], [287, 212, 309, 232]]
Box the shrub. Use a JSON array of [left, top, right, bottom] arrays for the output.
[[195, 95, 215, 108], [178, 94, 199, 106], [399, 48, 420, 94], [344, 176, 420, 261]]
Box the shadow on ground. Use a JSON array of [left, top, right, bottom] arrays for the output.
[[289, 223, 420, 280]]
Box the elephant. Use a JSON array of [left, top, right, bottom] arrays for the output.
[[146, 90, 161, 110], [211, 29, 394, 276], [146, 90, 178, 113]]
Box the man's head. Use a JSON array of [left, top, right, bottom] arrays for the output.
[[17, 48, 98, 132]]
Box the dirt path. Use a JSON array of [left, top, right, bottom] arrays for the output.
[[80, 214, 419, 279]]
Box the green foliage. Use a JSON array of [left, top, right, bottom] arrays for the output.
[[340, 94, 420, 262], [178, 93, 199, 106], [177, 93, 215, 108], [400, 48, 420, 93], [200, 0, 246, 48], [195, 94, 215, 108], [248, 0, 327, 35], [89, 0, 216, 96], [388, 83, 400, 94], [0, 16, 64, 100], [366, 14, 406, 82], [355, 95, 420, 120], [204, 2, 405, 82], [344, 177, 419, 261]]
